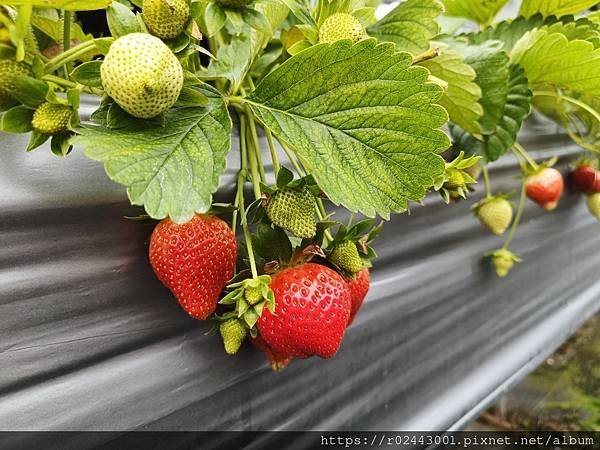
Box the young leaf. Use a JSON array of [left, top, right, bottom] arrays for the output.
[[367, 0, 442, 54], [451, 64, 532, 162], [519, 0, 599, 19], [106, 1, 141, 38], [511, 29, 600, 97], [420, 47, 483, 137], [247, 40, 449, 218], [75, 84, 232, 224], [441, 0, 509, 26]]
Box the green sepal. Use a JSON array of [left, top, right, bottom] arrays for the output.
[[50, 133, 74, 157], [12, 75, 48, 108], [0, 105, 34, 133]]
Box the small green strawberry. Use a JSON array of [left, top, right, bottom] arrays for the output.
[[31, 102, 73, 135], [488, 249, 521, 278], [319, 13, 365, 44], [101, 33, 183, 119], [215, 0, 254, 8], [220, 318, 248, 355], [220, 275, 275, 329], [472, 196, 513, 236], [142, 0, 190, 39], [0, 59, 30, 109], [266, 187, 316, 239], [329, 240, 363, 274], [587, 193, 600, 220], [244, 285, 263, 305], [444, 168, 465, 189]]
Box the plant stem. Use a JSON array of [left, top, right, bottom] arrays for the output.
[[232, 113, 247, 236], [245, 106, 266, 183], [412, 47, 440, 64], [513, 142, 539, 171], [278, 139, 305, 175], [42, 74, 102, 95], [235, 114, 258, 278], [44, 39, 97, 74], [502, 181, 526, 250], [265, 128, 280, 177], [62, 10, 72, 78], [534, 90, 600, 126], [246, 125, 263, 200], [482, 166, 492, 198]]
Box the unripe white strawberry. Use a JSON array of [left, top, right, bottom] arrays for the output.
[[587, 193, 600, 221], [101, 33, 183, 119], [473, 196, 513, 236], [142, 0, 190, 39], [319, 13, 365, 44]]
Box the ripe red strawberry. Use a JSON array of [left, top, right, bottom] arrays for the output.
[[250, 335, 292, 371], [346, 268, 370, 325], [149, 214, 237, 320], [571, 164, 600, 194], [525, 168, 564, 211], [256, 263, 351, 359]]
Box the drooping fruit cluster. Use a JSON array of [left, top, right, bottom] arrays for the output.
[[319, 13, 365, 44], [31, 102, 72, 135], [100, 33, 183, 118], [142, 0, 190, 39], [149, 214, 237, 320]]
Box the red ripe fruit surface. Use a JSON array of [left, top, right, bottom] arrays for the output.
[[346, 268, 370, 326], [257, 263, 351, 359], [572, 165, 600, 194], [525, 167, 564, 211], [149, 214, 237, 320]]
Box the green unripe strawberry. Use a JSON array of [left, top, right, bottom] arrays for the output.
[[489, 249, 521, 278], [444, 168, 465, 190], [101, 33, 183, 119], [244, 286, 263, 305], [266, 187, 316, 239], [31, 102, 73, 135], [215, 0, 253, 8], [143, 0, 190, 39], [474, 197, 513, 236], [329, 240, 363, 274], [587, 193, 600, 220], [319, 13, 365, 44], [220, 318, 247, 355], [0, 59, 30, 109]]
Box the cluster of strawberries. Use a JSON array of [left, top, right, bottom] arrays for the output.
[[148, 174, 376, 371]]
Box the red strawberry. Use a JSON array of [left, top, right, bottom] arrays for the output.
[[346, 268, 370, 326], [257, 263, 351, 359], [149, 214, 237, 320], [571, 164, 600, 194], [251, 335, 292, 371], [525, 167, 564, 210]]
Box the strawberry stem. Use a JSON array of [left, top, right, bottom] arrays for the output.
[[245, 107, 266, 184], [265, 128, 280, 177], [44, 39, 97, 74], [482, 166, 492, 198], [62, 10, 72, 78], [502, 181, 526, 251], [513, 142, 539, 172], [534, 91, 600, 127]]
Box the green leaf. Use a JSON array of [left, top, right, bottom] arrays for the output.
[[206, 34, 252, 88], [420, 47, 483, 136], [441, 0, 509, 26], [2, 0, 111, 10], [27, 130, 49, 151], [31, 14, 90, 42], [204, 2, 226, 37], [106, 1, 141, 38], [252, 223, 293, 263], [367, 0, 442, 54], [511, 29, 600, 97], [12, 76, 48, 108], [242, 8, 271, 34], [75, 84, 232, 223], [519, 0, 599, 19], [70, 60, 103, 87], [247, 40, 449, 218], [451, 39, 510, 134], [0, 105, 33, 133], [451, 64, 532, 161], [279, 0, 315, 27]]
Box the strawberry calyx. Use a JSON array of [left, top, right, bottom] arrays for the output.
[[219, 275, 275, 329], [434, 151, 482, 203], [520, 156, 557, 177]]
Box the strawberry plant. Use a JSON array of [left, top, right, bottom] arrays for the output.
[[1, 0, 600, 368]]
